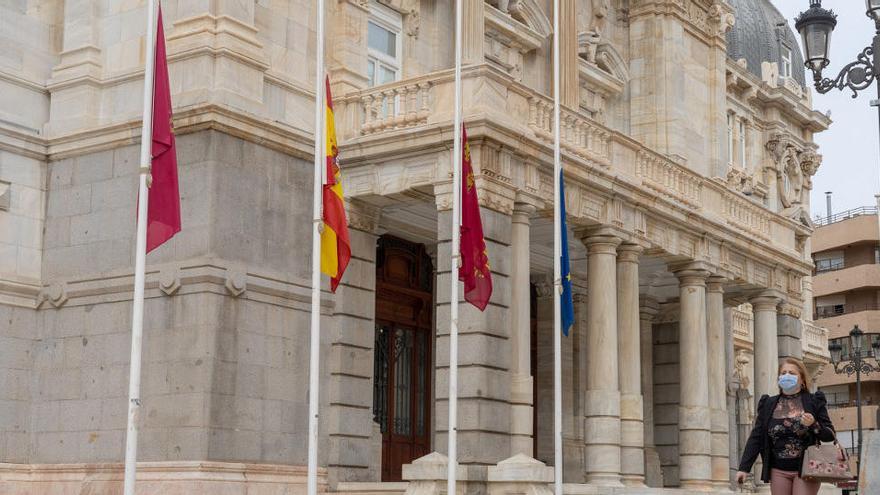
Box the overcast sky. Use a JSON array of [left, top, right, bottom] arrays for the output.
[[771, 1, 879, 218]]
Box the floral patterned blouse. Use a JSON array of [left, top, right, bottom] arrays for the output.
[[768, 392, 812, 472]]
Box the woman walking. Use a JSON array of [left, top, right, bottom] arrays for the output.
[[736, 357, 837, 495]]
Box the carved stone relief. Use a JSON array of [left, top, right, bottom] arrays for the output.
[[765, 133, 821, 213], [581, 0, 611, 64]]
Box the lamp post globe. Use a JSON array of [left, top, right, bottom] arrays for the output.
[[868, 0, 880, 24], [829, 340, 842, 364], [850, 325, 865, 354], [795, 0, 838, 76]]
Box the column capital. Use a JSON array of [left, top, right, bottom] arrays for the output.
[[581, 228, 622, 254], [749, 291, 784, 312], [617, 243, 644, 263], [534, 279, 555, 299], [639, 296, 660, 320], [706, 275, 725, 294], [512, 201, 538, 220], [671, 265, 711, 287]]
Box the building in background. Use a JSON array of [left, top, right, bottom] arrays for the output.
[[0, 0, 830, 493], [812, 207, 880, 455]]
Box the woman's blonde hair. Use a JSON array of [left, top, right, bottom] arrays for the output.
[[778, 357, 812, 392]]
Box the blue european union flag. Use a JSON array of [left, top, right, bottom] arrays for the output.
[[560, 173, 574, 335]]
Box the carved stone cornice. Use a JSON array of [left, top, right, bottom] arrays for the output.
[[629, 0, 733, 42]]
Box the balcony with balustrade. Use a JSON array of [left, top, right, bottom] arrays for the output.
[[333, 65, 801, 261]]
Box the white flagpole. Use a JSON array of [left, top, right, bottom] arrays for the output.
[[123, 0, 157, 493], [551, 0, 563, 492], [448, 0, 463, 491], [307, 0, 326, 493]]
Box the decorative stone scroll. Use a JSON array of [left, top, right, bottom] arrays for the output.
[[766, 133, 822, 210]]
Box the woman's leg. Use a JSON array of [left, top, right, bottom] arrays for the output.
[[769, 469, 796, 495], [791, 475, 821, 495]]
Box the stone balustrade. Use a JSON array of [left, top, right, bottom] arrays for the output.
[[527, 96, 611, 163], [721, 192, 772, 241], [343, 78, 434, 136], [731, 306, 753, 348], [335, 68, 799, 259], [636, 150, 703, 208], [802, 321, 830, 360]]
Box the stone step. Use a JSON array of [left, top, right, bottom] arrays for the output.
[[334, 481, 409, 495]]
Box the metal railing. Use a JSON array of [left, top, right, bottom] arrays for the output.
[[827, 399, 876, 409], [814, 259, 846, 273], [814, 206, 878, 226], [815, 302, 880, 319]]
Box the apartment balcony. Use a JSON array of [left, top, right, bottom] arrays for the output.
[[826, 403, 880, 431], [814, 310, 880, 340], [813, 264, 880, 297], [813, 209, 879, 253]]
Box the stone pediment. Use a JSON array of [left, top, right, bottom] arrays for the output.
[[577, 38, 627, 119], [484, 0, 550, 80]]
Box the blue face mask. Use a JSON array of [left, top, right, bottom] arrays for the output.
[[778, 374, 799, 392]]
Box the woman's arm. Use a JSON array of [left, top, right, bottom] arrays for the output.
[[810, 391, 836, 442], [738, 394, 769, 472]]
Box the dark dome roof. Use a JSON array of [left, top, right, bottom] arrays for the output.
[[726, 0, 806, 88]]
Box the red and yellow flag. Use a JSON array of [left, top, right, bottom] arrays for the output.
[[320, 77, 351, 292], [458, 124, 492, 310]]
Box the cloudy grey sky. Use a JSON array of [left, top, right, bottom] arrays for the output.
[[771, 1, 879, 218]]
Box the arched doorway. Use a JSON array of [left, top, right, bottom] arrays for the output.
[[372, 235, 434, 481]]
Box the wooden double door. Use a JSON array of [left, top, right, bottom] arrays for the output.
[[373, 236, 433, 481]]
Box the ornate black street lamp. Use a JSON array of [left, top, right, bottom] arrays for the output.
[[827, 325, 880, 461], [796, 1, 880, 226], [796, 1, 880, 97]]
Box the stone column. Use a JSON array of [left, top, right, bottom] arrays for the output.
[[673, 265, 712, 490], [706, 277, 730, 490], [751, 294, 781, 400], [617, 244, 645, 486], [582, 231, 623, 486], [560, 0, 579, 108], [534, 280, 554, 464], [462, 0, 485, 64], [639, 297, 663, 488], [510, 202, 536, 456]]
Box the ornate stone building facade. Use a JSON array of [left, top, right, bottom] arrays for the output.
[[0, 0, 830, 493]]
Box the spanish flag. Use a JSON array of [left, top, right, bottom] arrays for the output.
[[320, 77, 351, 292]]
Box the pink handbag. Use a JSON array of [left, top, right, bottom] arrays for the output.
[[800, 440, 856, 483]]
